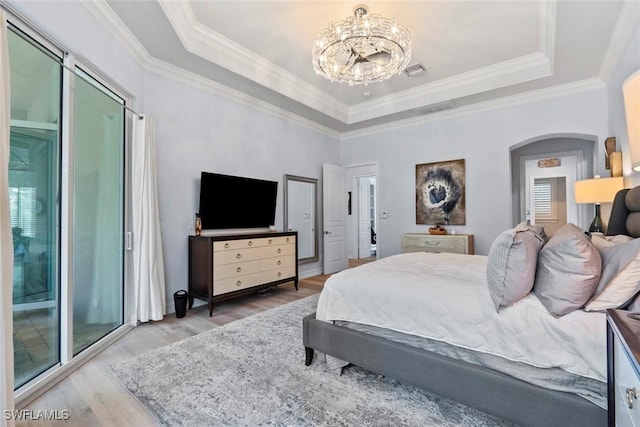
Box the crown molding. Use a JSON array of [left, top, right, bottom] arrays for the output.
[[347, 0, 556, 123], [144, 55, 342, 138], [81, 0, 152, 65], [79, 0, 341, 138], [598, 0, 640, 82], [158, 0, 349, 123], [341, 78, 605, 140], [348, 52, 553, 123]]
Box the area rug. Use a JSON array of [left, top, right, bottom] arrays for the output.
[[110, 295, 515, 426]]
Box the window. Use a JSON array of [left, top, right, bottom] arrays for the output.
[[533, 179, 556, 221]]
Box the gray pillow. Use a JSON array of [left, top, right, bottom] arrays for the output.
[[584, 237, 640, 311], [533, 223, 602, 316], [486, 222, 546, 311]]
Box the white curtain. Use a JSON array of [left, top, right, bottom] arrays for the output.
[[132, 115, 166, 322], [0, 9, 15, 426]]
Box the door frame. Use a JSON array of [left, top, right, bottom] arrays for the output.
[[519, 150, 586, 229], [345, 163, 379, 260]]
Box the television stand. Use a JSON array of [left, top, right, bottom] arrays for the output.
[[188, 231, 298, 316]]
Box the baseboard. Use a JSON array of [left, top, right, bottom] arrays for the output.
[[299, 268, 323, 279]]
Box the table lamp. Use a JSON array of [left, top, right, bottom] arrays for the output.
[[574, 176, 624, 233]]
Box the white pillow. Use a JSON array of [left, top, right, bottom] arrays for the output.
[[584, 238, 640, 311]]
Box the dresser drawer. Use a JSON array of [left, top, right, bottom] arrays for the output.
[[260, 243, 295, 258], [401, 234, 472, 254], [213, 235, 296, 252], [214, 247, 262, 265], [214, 259, 262, 281], [260, 255, 295, 271], [214, 273, 262, 295], [260, 266, 296, 283], [614, 338, 640, 426]]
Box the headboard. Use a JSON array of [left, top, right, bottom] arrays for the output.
[[606, 186, 640, 237]]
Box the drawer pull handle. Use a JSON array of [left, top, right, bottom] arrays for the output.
[[248, 241, 253, 247], [236, 267, 242, 273], [277, 260, 282, 265], [224, 243, 230, 248], [627, 388, 638, 409], [236, 253, 242, 259], [268, 239, 272, 244], [236, 281, 242, 287], [425, 241, 440, 246], [277, 272, 282, 277], [277, 248, 282, 253], [286, 237, 290, 242]]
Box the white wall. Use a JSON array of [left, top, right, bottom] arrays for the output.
[[143, 71, 340, 310], [341, 89, 609, 256], [608, 19, 640, 187]]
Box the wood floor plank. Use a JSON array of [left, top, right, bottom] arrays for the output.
[[15, 259, 373, 426]]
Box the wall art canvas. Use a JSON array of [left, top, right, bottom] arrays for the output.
[[416, 159, 466, 225]]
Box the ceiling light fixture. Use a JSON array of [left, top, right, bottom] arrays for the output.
[[312, 4, 411, 86]]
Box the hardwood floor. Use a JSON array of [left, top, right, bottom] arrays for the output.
[[14, 258, 377, 426], [14, 274, 340, 426]]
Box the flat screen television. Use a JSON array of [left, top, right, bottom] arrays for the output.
[[198, 172, 278, 230]]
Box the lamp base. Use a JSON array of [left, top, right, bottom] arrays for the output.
[[588, 204, 603, 233]]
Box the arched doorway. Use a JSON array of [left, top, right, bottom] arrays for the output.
[[510, 135, 596, 234]]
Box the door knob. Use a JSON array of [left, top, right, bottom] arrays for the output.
[[324, 231, 331, 235]]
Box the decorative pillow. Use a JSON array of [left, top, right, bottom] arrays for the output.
[[626, 292, 640, 312], [486, 222, 546, 311], [590, 233, 633, 252], [533, 223, 601, 316], [584, 238, 640, 311]]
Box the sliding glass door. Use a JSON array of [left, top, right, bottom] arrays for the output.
[[8, 22, 128, 389], [72, 70, 125, 354], [8, 27, 61, 388]]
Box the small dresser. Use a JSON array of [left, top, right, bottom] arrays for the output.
[[188, 231, 298, 316], [607, 309, 640, 426], [401, 233, 474, 255]]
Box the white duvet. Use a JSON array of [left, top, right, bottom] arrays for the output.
[[316, 252, 607, 382]]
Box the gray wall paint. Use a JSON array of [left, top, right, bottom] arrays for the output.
[[341, 89, 609, 256]]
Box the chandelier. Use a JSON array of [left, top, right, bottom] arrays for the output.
[[312, 5, 411, 86]]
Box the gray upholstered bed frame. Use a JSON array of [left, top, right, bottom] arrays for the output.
[[302, 187, 640, 427]]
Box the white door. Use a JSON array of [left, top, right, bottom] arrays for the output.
[[358, 178, 372, 258], [323, 163, 348, 274]]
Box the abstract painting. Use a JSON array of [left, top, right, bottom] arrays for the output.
[[416, 159, 466, 225]]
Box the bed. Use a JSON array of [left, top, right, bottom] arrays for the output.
[[303, 186, 640, 427]]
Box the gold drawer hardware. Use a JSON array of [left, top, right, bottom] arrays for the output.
[[224, 243, 230, 248], [236, 267, 242, 273], [236, 281, 242, 287], [268, 239, 272, 244], [236, 253, 242, 259], [286, 237, 290, 242], [248, 241, 253, 246], [277, 248, 282, 253], [277, 272, 282, 277], [626, 387, 638, 409], [277, 260, 281, 265]]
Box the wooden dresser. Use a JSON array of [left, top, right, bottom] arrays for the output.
[[401, 233, 474, 255], [188, 231, 298, 316], [607, 309, 640, 426]]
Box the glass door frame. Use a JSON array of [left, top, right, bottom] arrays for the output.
[[8, 12, 135, 407]]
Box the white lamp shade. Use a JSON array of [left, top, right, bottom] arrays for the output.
[[574, 177, 624, 204], [623, 69, 640, 172]]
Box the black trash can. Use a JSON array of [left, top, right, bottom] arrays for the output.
[[174, 290, 188, 318]]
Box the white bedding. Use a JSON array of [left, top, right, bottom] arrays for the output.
[[316, 252, 607, 382]]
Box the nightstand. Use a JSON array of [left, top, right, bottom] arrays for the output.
[[401, 233, 474, 255], [607, 309, 640, 426]]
